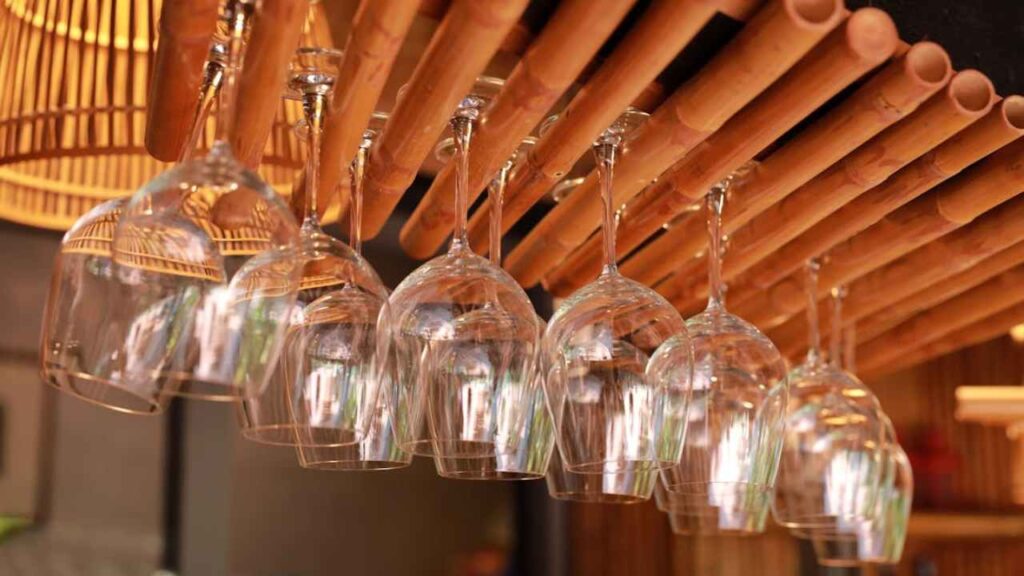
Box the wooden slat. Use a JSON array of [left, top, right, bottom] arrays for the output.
[[463, 0, 723, 257], [530, 8, 899, 291], [145, 0, 220, 162], [501, 0, 844, 290], [357, 0, 530, 239], [231, 0, 308, 168], [747, 137, 1024, 334], [770, 190, 1024, 357], [398, 0, 638, 259], [669, 67, 992, 312]]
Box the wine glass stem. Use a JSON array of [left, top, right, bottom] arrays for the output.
[[488, 161, 512, 265], [844, 323, 857, 373], [182, 57, 224, 162], [451, 115, 474, 249], [214, 0, 251, 145], [804, 259, 823, 365], [706, 184, 727, 311], [829, 286, 845, 369], [593, 139, 619, 275], [350, 136, 371, 255], [301, 92, 328, 227]]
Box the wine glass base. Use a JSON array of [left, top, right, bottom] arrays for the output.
[[240, 425, 299, 446], [300, 460, 412, 472], [547, 492, 649, 504]]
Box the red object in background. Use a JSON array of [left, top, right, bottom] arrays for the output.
[[906, 428, 959, 508], [450, 546, 508, 576]]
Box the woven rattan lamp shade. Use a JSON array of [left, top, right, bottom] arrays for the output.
[[0, 0, 320, 231]]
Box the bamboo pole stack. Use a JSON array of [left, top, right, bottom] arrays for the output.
[[397, 0, 638, 259], [357, 0, 531, 239], [488, 0, 843, 285], [145, 0, 221, 162], [635, 41, 954, 303], [770, 179, 1024, 357], [665, 67, 995, 311], [530, 8, 899, 292], [749, 136, 1024, 338], [464, 0, 726, 255]]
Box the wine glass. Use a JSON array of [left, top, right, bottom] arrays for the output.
[[40, 38, 230, 414], [294, 112, 412, 470], [772, 260, 888, 534], [387, 78, 541, 470], [649, 172, 788, 534], [544, 109, 687, 478], [239, 47, 388, 447], [108, 0, 301, 403], [546, 449, 657, 504]]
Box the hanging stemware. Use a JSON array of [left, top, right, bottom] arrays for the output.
[[40, 37, 231, 414], [425, 135, 554, 479], [387, 77, 541, 471], [295, 112, 412, 470], [649, 169, 787, 534], [239, 47, 388, 447], [772, 260, 888, 534], [544, 109, 688, 478], [107, 0, 302, 402]]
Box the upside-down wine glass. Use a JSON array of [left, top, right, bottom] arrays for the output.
[[387, 78, 541, 471], [772, 260, 888, 534], [239, 47, 388, 447], [108, 0, 301, 402], [295, 112, 412, 470], [39, 37, 230, 414], [649, 170, 787, 534], [425, 135, 554, 479], [544, 109, 688, 479]]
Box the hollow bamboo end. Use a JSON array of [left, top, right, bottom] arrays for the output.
[[999, 95, 1024, 132], [902, 42, 952, 88], [783, 0, 843, 29], [947, 69, 997, 116], [844, 8, 899, 62]]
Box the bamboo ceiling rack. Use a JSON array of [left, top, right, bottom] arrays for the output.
[[13, 0, 1024, 378]]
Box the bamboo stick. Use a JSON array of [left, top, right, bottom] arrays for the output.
[[632, 41, 952, 296], [397, 0, 638, 259], [497, 0, 843, 288], [230, 0, 308, 169], [857, 265, 1024, 372], [145, 0, 221, 162], [727, 94, 1023, 307], [357, 0, 530, 240], [461, 0, 724, 259], [858, 240, 1024, 341], [864, 301, 1024, 377], [744, 136, 1024, 329], [770, 190, 1024, 356], [534, 8, 899, 292], [306, 0, 419, 220]]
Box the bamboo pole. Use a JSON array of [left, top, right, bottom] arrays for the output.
[[858, 240, 1024, 341], [726, 94, 1024, 307], [459, 0, 724, 259], [631, 41, 952, 297], [743, 136, 1024, 330], [533, 8, 899, 292], [863, 301, 1024, 377], [857, 265, 1024, 372], [230, 0, 308, 169], [357, 0, 530, 239], [304, 0, 419, 220], [496, 0, 843, 287], [397, 0, 638, 259], [145, 0, 221, 162], [770, 190, 1024, 357]]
